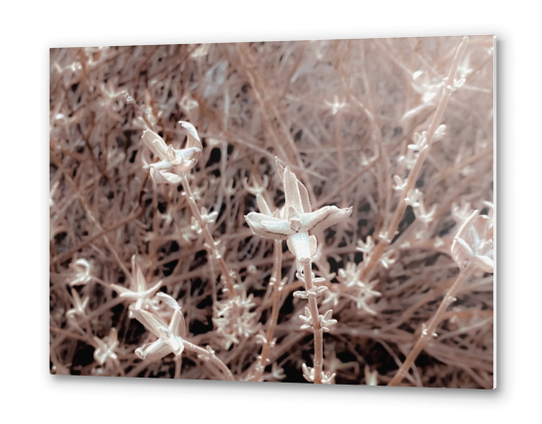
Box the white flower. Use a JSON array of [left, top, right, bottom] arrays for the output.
[[408, 132, 428, 151], [325, 95, 349, 115], [416, 202, 437, 224], [451, 210, 493, 273], [111, 255, 162, 317], [434, 124, 446, 141], [322, 288, 340, 307], [243, 174, 269, 196], [142, 121, 202, 184], [358, 284, 381, 314], [293, 286, 328, 300], [69, 258, 92, 286], [338, 262, 361, 288], [356, 236, 375, 257], [380, 250, 397, 269], [270, 363, 286, 380], [93, 328, 119, 365], [364, 365, 378, 386], [411, 70, 443, 104], [244, 158, 352, 268], [452, 202, 473, 223], [405, 189, 422, 208], [132, 294, 187, 361], [397, 149, 417, 170], [299, 307, 313, 330], [319, 310, 337, 333], [200, 207, 218, 224], [302, 363, 335, 384], [213, 291, 258, 349], [393, 175, 408, 192]]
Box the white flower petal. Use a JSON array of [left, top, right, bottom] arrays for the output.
[[111, 284, 132, 296], [256, 194, 273, 216], [136, 339, 169, 361], [306, 206, 353, 234], [309, 235, 318, 257], [148, 159, 174, 171], [170, 309, 187, 338], [155, 169, 183, 184], [288, 232, 312, 264], [156, 292, 180, 310], [132, 309, 169, 338], [297, 180, 311, 213], [283, 167, 304, 213], [131, 255, 146, 292], [169, 147, 202, 166], [179, 121, 202, 162], [245, 212, 292, 240], [142, 129, 170, 161], [474, 254, 494, 274], [261, 219, 296, 236]]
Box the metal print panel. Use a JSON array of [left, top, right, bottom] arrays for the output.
[[49, 35, 494, 388]]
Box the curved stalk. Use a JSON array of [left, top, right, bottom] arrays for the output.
[[181, 174, 235, 297], [388, 263, 474, 386], [358, 37, 468, 283]]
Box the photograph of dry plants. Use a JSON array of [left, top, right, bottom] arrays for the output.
[[49, 35, 494, 388]]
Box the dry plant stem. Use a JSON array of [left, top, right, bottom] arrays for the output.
[[50, 152, 130, 278], [359, 37, 468, 283], [174, 358, 182, 379], [235, 45, 313, 192], [335, 110, 346, 183], [149, 178, 159, 277], [304, 261, 324, 384], [50, 39, 493, 385], [181, 174, 235, 297], [252, 240, 283, 381], [126, 343, 234, 381], [182, 341, 234, 381], [387, 263, 474, 386], [51, 208, 143, 266]]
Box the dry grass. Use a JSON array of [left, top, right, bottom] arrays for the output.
[[49, 35, 494, 387]]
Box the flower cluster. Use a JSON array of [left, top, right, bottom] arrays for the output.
[[325, 262, 382, 315], [213, 291, 259, 349]]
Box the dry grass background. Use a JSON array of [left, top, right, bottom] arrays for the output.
[[49, 35, 494, 387]]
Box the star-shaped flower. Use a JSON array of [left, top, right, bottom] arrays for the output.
[[451, 210, 493, 273], [302, 363, 336, 384], [350, 279, 381, 315], [142, 121, 202, 184], [132, 293, 187, 361], [325, 95, 349, 115], [245, 158, 352, 268], [111, 255, 162, 317], [93, 328, 119, 366]]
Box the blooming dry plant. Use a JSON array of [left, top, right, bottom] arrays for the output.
[[50, 35, 494, 388]]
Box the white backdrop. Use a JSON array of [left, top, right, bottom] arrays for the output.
[[1, 1, 537, 422]]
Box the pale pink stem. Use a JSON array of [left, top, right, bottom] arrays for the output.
[[304, 261, 323, 384], [388, 263, 474, 386]]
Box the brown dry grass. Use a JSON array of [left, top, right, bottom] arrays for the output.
[[50, 35, 493, 387]]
